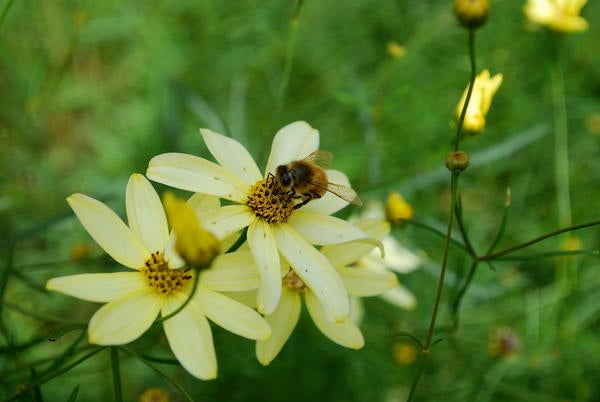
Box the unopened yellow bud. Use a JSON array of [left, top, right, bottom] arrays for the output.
[[454, 0, 490, 29], [163, 192, 218, 269], [455, 69, 503, 133], [385, 192, 414, 224], [387, 41, 406, 59], [445, 151, 470, 173]]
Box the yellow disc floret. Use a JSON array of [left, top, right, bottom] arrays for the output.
[[246, 176, 295, 223], [141, 251, 192, 296]]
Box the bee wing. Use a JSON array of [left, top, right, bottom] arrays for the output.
[[303, 150, 333, 168], [309, 180, 362, 206]]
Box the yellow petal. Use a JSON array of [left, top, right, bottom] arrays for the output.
[[67, 193, 148, 269], [88, 290, 161, 345], [162, 294, 217, 380], [46, 272, 146, 303], [305, 290, 364, 349], [256, 288, 301, 365]]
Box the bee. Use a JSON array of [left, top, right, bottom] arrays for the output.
[[274, 150, 362, 209]]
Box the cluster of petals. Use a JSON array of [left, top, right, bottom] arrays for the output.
[[46, 174, 270, 380], [524, 0, 588, 32], [147, 121, 378, 322]]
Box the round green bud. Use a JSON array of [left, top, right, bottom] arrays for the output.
[[445, 151, 470, 173]]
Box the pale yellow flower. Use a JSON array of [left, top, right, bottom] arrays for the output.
[[147, 122, 377, 321], [46, 174, 270, 380], [455, 69, 503, 133], [385, 192, 414, 224], [256, 219, 397, 365], [524, 0, 588, 32]]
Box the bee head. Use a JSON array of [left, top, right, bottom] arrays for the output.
[[276, 165, 293, 189]]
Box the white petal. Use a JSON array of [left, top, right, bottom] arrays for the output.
[[220, 290, 258, 308], [147, 153, 249, 202], [339, 267, 398, 297], [162, 293, 217, 380], [247, 219, 282, 315], [126, 174, 169, 253], [301, 170, 357, 215], [288, 211, 380, 248], [88, 290, 161, 345], [200, 128, 262, 186], [380, 237, 421, 273], [349, 296, 365, 324], [271, 223, 349, 322], [256, 288, 301, 365], [202, 205, 254, 240], [46, 272, 146, 303], [305, 290, 364, 349], [200, 251, 260, 291], [264, 121, 319, 175], [67, 194, 148, 269], [195, 286, 271, 340], [380, 285, 417, 310]]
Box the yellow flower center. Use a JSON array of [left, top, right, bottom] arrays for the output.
[[283, 268, 306, 293], [246, 176, 295, 223], [141, 251, 192, 296]]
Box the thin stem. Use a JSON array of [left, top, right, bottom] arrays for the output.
[[400, 218, 468, 253], [407, 173, 459, 402], [454, 29, 476, 151], [111, 347, 123, 402], [454, 197, 477, 258], [478, 220, 600, 262], [551, 41, 571, 228], [1, 347, 106, 402], [424, 173, 458, 350], [451, 260, 479, 330]]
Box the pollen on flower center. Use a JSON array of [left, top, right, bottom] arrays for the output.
[[246, 176, 295, 223], [283, 268, 307, 293], [141, 251, 192, 296]]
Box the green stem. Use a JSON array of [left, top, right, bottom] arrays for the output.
[[551, 43, 571, 228], [451, 260, 479, 330], [454, 29, 476, 151], [478, 220, 600, 262], [400, 218, 468, 253], [111, 347, 123, 402], [1, 347, 106, 402], [407, 173, 459, 401]]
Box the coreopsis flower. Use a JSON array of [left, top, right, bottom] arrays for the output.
[[524, 0, 588, 32], [147, 121, 377, 321], [256, 218, 397, 365], [455, 69, 503, 133], [46, 174, 270, 380]]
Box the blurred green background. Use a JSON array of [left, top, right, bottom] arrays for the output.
[[1, 0, 599, 401]]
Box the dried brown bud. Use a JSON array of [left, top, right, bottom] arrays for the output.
[[445, 151, 470, 173]]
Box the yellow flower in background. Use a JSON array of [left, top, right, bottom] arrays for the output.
[[387, 41, 406, 59], [163, 191, 219, 269], [524, 0, 588, 32], [385, 191, 414, 224], [46, 174, 270, 380], [147, 121, 378, 321], [455, 69, 503, 133]]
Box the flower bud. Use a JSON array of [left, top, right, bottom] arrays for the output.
[[445, 151, 470, 173], [163, 192, 219, 269], [454, 0, 490, 29], [385, 192, 414, 224]]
